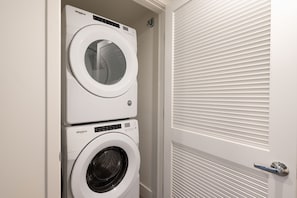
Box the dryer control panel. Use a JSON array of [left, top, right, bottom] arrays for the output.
[[95, 124, 121, 132], [93, 15, 120, 28]]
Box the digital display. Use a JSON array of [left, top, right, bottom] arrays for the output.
[[95, 124, 121, 132], [93, 15, 120, 28]]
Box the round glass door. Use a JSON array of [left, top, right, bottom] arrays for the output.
[[86, 146, 128, 193], [69, 25, 138, 97], [85, 40, 126, 85], [70, 132, 140, 198]]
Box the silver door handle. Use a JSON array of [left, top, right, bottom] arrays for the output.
[[254, 162, 289, 176]]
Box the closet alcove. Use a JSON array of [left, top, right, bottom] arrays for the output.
[[61, 0, 163, 197]]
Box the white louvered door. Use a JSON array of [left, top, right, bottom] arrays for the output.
[[163, 0, 297, 197]]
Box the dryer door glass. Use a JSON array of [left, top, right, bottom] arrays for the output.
[[85, 40, 126, 85], [86, 146, 128, 193]]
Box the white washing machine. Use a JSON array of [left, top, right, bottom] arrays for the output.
[[62, 5, 138, 125], [62, 119, 140, 198]]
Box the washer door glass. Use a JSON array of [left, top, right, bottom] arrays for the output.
[[85, 40, 126, 85], [70, 132, 140, 198], [86, 146, 128, 193]]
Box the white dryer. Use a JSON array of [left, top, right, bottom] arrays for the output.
[[62, 119, 140, 198], [62, 5, 138, 125]]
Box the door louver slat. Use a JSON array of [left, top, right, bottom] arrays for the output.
[[172, 144, 269, 198], [172, 0, 271, 149]]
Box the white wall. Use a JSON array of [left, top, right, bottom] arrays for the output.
[[0, 0, 46, 197], [134, 12, 159, 198]]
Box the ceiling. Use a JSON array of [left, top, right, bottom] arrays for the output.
[[61, 0, 153, 27]]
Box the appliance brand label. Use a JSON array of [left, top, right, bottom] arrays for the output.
[[75, 10, 86, 15], [76, 130, 87, 134]]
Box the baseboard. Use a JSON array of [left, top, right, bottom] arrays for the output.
[[140, 182, 152, 198]]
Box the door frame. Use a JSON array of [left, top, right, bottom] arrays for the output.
[[46, 0, 61, 197], [153, 11, 166, 198]]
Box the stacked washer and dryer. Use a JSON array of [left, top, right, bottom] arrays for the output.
[[61, 5, 140, 198]]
